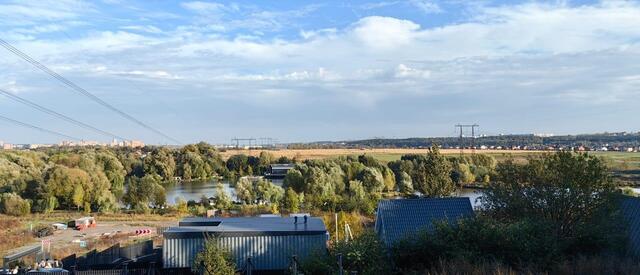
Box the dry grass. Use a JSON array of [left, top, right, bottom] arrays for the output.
[[0, 215, 35, 255], [25, 211, 181, 223]]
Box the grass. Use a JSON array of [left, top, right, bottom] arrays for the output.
[[0, 215, 35, 255]]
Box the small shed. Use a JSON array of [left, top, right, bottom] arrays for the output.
[[375, 198, 474, 247], [264, 164, 295, 179], [163, 217, 328, 271]]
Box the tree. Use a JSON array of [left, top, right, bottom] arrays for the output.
[[143, 147, 176, 182], [283, 169, 305, 193], [397, 171, 414, 197], [255, 179, 284, 205], [453, 163, 474, 184], [96, 152, 126, 201], [45, 165, 92, 210], [226, 154, 250, 176], [123, 175, 166, 212], [72, 184, 85, 211], [347, 180, 374, 214], [356, 167, 385, 194], [192, 238, 236, 275], [482, 152, 621, 255], [413, 146, 455, 197], [235, 177, 255, 204], [213, 183, 232, 210], [282, 188, 300, 213], [0, 193, 31, 216]]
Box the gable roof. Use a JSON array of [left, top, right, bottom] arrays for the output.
[[375, 197, 474, 246], [621, 196, 640, 257]]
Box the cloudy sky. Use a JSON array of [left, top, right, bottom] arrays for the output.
[[0, 0, 639, 145]]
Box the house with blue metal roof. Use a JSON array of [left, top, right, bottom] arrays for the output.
[[621, 196, 640, 257], [375, 198, 474, 247], [163, 216, 328, 271]]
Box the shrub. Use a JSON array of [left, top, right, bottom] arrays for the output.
[[192, 238, 236, 275], [302, 230, 388, 275], [0, 193, 31, 216]]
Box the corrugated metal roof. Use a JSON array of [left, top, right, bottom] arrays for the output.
[[621, 196, 640, 257], [270, 164, 295, 169], [168, 217, 326, 238], [375, 198, 474, 246]]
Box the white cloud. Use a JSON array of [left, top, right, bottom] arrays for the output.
[[410, 0, 442, 14], [351, 16, 420, 50], [0, 0, 92, 26], [395, 64, 431, 79], [181, 1, 227, 14], [121, 25, 163, 34], [2, 1, 640, 143]]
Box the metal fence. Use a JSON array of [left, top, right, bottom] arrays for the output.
[[17, 268, 193, 275], [73, 240, 156, 269]]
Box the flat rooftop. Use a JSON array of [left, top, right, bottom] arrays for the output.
[[165, 217, 327, 238]]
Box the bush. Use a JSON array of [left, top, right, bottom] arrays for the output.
[[302, 231, 388, 275], [192, 238, 236, 275], [0, 193, 31, 216]]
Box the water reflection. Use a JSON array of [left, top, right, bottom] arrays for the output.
[[164, 180, 237, 204]]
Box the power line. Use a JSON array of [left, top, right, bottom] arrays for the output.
[[0, 38, 182, 144], [0, 88, 128, 141], [0, 113, 81, 141]]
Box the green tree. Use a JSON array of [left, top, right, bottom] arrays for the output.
[[413, 146, 455, 197], [123, 175, 166, 212], [72, 184, 85, 211], [235, 177, 255, 204], [143, 147, 176, 182], [0, 193, 31, 216], [213, 183, 232, 210], [255, 178, 284, 205], [282, 188, 300, 213], [356, 167, 385, 194], [482, 152, 622, 259], [192, 238, 236, 275], [283, 169, 305, 193], [397, 171, 414, 197]]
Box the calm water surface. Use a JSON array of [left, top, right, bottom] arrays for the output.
[[165, 180, 236, 204], [165, 180, 486, 206]]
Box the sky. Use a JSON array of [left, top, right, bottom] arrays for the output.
[[0, 0, 639, 145]]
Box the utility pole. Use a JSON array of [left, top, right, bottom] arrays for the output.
[[455, 124, 479, 156]]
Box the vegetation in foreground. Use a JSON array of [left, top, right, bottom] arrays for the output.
[[298, 152, 637, 274]]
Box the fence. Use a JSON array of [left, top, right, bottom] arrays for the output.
[[17, 268, 193, 275], [74, 240, 156, 269]]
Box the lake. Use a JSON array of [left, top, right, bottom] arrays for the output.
[[165, 180, 237, 204], [164, 179, 486, 207]]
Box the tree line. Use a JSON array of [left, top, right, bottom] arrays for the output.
[[0, 143, 497, 215]]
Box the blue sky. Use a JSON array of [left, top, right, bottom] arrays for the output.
[[0, 0, 639, 145]]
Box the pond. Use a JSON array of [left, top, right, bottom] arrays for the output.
[[164, 179, 487, 207], [164, 180, 237, 204]]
